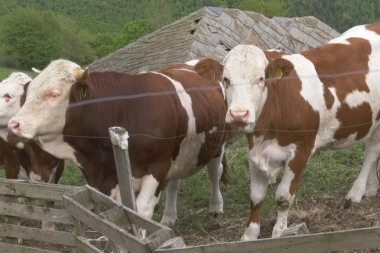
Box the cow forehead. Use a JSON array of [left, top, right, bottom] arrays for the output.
[[223, 45, 268, 81], [29, 59, 81, 92], [0, 72, 31, 94]]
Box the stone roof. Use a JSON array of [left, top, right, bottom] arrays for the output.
[[89, 7, 340, 73]]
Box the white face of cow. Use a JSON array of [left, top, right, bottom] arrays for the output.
[[222, 45, 268, 133], [0, 73, 31, 128], [8, 59, 87, 141]]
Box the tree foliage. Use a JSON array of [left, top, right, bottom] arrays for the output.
[[0, 9, 94, 68], [0, 0, 379, 70]]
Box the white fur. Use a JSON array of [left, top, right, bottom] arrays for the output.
[[18, 165, 29, 180], [136, 175, 160, 218], [29, 171, 42, 182], [185, 59, 199, 66], [36, 135, 79, 166], [222, 45, 268, 129], [241, 223, 260, 241], [110, 185, 122, 204], [0, 72, 31, 127], [9, 59, 80, 140]]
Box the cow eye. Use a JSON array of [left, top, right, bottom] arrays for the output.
[[223, 77, 230, 88], [259, 77, 265, 82], [50, 93, 60, 98], [3, 94, 14, 99]]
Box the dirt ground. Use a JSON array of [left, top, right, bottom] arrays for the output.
[[2, 195, 379, 253], [173, 195, 380, 253]]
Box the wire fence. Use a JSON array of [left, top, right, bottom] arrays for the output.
[[3, 66, 380, 140]]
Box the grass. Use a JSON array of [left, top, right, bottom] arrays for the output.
[[0, 67, 36, 79]]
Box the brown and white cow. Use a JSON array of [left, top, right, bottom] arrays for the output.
[[195, 22, 380, 241], [0, 72, 65, 230], [8, 59, 228, 233]]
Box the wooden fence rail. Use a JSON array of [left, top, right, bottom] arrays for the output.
[[0, 179, 79, 253]]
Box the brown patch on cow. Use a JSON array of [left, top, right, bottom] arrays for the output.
[[264, 50, 287, 63], [366, 22, 380, 35], [194, 58, 223, 83], [20, 81, 30, 106], [265, 58, 294, 80], [246, 133, 254, 150], [248, 200, 263, 226], [334, 102, 372, 140], [303, 38, 371, 103], [323, 85, 334, 110]]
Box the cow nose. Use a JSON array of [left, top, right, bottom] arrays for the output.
[[8, 120, 20, 135], [229, 110, 249, 123]]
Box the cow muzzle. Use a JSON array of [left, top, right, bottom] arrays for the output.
[[8, 119, 21, 136], [228, 109, 250, 124]]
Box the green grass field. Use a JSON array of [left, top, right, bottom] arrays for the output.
[[0, 67, 36, 79]]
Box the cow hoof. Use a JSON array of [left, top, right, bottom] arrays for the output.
[[208, 204, 223, 216], [160, 216, 177, 226]]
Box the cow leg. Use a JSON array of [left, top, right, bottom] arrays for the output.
[[364, 158, 380, 198], [272, 149, 310, 238], [346, 138, 380, 203], [241, 161, 269, 241], [160, 179, 180, 226], [206, 149, 224, 216], [136, 174, 162, 238]]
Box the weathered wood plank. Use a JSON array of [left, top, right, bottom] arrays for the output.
[[99, 206, 132, 233], [86, 185, 117, 210], [71, 187, 95, 210], [75, 236, 103, 253], [145, 229, 178, 252], [0, 195, 19, 244], [0, 223, 75, 246], [155, 227, 380, 253], [0, 179, 78, 201], [0, 202, 72, 225], [125, 206, 170, 233], [63, 194, 148, 253], [0, 241, 60, 253]]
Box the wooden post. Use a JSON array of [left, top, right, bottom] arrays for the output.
[[108, 126, 139, 238]]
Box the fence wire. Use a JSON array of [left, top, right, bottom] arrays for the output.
[[4, 67, 380, 140]]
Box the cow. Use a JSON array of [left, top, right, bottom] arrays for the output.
[[8, 59, 229, 235], [193, 22, 380, 241], [0, 72, 65, 231]]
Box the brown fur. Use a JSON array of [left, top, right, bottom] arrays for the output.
[[194, 58, 224, 83], [63, 69, 227, 199]]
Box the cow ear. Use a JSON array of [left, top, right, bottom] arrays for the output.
[[265, 58, 294, 80], [71, 82, 90, 102], [194, 58, 224, 83]]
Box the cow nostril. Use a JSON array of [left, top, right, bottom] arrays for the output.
[[229, 110, 249, 122], [8, 121, 20, 134]]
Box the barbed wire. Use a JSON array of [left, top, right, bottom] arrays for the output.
[[4, 67, 380, 140]]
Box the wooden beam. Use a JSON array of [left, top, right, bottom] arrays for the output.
[[154, 226, 380, 253]]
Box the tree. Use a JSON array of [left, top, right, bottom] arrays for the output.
[[0, 8, 95, 68], [237, 0, 289, 17]]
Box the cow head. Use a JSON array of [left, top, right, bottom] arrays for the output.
[[8, 59, 88, 141], [0, 72, 31, 128]]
